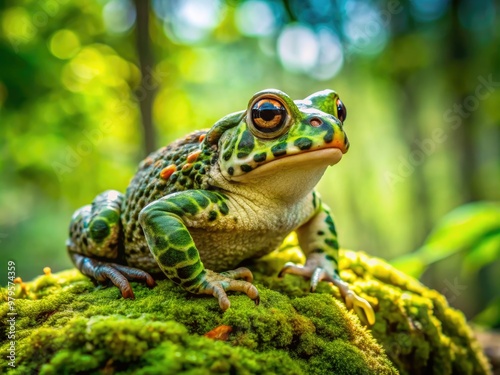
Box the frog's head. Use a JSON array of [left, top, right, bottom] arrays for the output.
[[205, 89, 349, 199]]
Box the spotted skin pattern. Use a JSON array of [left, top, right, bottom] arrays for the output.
[[140, 191, 230, 286], [67, 89, 375, 324], [67, 190, 123, 260]]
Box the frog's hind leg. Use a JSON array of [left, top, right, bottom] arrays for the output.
[[67, 190, 156, 298]]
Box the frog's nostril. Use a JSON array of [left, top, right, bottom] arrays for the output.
[[309, 117, 323, 127]]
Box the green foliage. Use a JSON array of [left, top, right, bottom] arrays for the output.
[[391, 202, 500, 328], [391, 202, 500, 278], [0, 0, 498, 333]]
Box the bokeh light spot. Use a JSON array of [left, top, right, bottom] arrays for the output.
[[235, 1, 279, 37], [161, 0, 224, 44], [103, 0, 136, 34], [277, 24, 342, 80], [49, 29, 81, 60], [278, 24, 319, 73], [309, 28, 343, 81], [71, 48, 105, 81], [1, 7, 37, 46], [343, 1, 390, 56]]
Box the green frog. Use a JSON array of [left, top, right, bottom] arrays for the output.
[[67, 89, 375, 325]]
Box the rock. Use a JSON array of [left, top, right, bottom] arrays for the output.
[[0, 247, 491, 375]]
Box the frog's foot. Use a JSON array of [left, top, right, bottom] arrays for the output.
[[196, 267, 260, 311], [72, 253, 156, 299], [330, 275, 376, 326], [278, 262, 375, 325]]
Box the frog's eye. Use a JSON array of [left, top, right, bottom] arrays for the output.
[[336, 98, 347, 123], [250, 98, 287, 136]]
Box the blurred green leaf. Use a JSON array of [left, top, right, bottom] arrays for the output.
[[473, 297, 500, 328], [391, 202, 500, 278], [463, 231, 500, 276]]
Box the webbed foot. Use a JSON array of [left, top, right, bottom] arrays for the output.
[[71, 253, 156, 299], [197, 267, 260, 311], [279, 262, 375, 325]]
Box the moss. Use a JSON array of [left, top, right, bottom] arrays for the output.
[[0, 246, 491, 375]]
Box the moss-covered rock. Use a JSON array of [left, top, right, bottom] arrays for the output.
[[0, 245, 491, 375]]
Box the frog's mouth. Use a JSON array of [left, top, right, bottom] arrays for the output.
[[230, 148, 343, 182]]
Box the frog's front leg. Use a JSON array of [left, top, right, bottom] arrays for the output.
[[67, 190, 156, 298], [279, 197, 375, 325], [139, 190, 260, 311]]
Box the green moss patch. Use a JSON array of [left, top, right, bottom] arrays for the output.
[[0, 248, 491, 374]]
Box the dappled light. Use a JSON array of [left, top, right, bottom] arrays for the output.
[[0, 0, 499, 342]]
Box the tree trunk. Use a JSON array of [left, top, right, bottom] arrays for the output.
[[133, 0, 156, 155]]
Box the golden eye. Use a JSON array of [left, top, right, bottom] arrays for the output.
[[251, 98, 287, 133], [336, 98, 347, 123]]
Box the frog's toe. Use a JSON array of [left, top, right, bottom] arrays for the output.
[[278, 262, 375, 324], [278, 263, 329, 292], [72, 254, 156, 299], [310, 267, 328, 292], [278, 262, 309, 278], [278, 262, 322, 287], [110, 263, 156, 289], [90, 260, 135, 298], [330, 276, 376, 325], [219, 266, 254, 282], [211, 279, 260, 311], [200, 270, 259, 311], [344, 291, 376, 325]]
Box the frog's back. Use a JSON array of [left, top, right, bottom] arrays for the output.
[[121, 130, 213, 270]]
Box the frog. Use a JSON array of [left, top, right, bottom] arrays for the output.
[[67, 88, 375, 325]]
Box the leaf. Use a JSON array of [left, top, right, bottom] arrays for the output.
[[462, 231, 500, 276], [204, 325, 232, 341], [425, 202, 500, 252], [391, 202, 500, 278]]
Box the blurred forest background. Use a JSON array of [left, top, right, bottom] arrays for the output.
[[0, 0, 499, 328]]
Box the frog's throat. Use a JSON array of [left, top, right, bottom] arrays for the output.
[[228, 148, 342, 183]]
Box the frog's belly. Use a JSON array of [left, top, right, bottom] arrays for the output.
[[124, 229, 287, 273], [190, 229, 286, 271]]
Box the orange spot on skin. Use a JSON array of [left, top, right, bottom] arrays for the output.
[[160, 164, 177, 180], [204, 325, 232, 341], [43, 267, 52, 276], [154, 160, 163, 168], [328, 135, 349, 153], [187, 150, 202, 163], [182, 163, 192, 171], [198, 134, 206, 142]]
